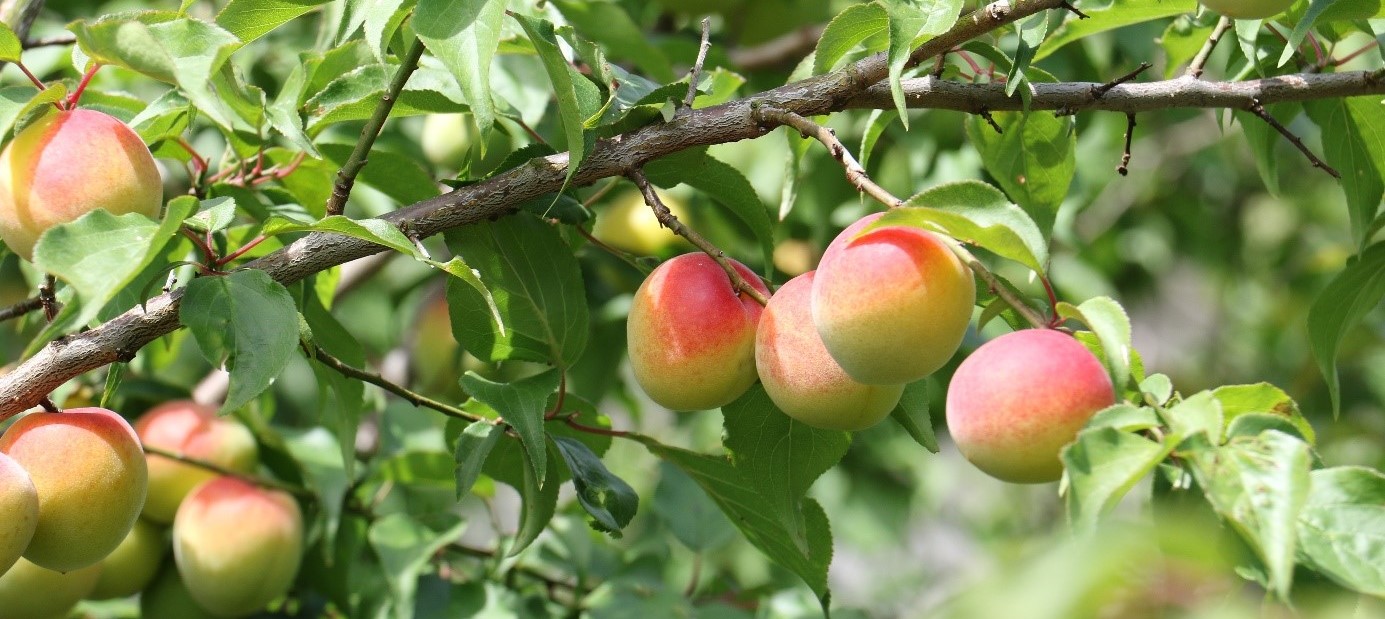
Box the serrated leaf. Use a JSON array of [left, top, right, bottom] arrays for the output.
[[180, 269, 299, 413], [814, 2, 889, 75], [882, 0, 964, 128], [1306, 242, 1385, 417], [510, 440, 561, 556], [1280, 0, 1338, 66], [416, 0, 505, 139], [1063, 426, 1176, 530], [1139, 374, 1173, 406], [454, 421, 504, 500], [890, 379, 938, 452], [1305, 98, 1385, 249], [1057, 297, 1132, 391], [512, 14, 601, 185], [552, 435, 638, 536], [965, 111, 1075, 235], [1085, 403, 1161, 433], [881, 180, 1048, 274], [216, 0, 332, 43], [1160, 390, 1224, 445], [182, 197, 238, 233], [550, 0, 674, 82], [460, 369, 561, 487], [859, 109, 897, 172], [1035, 0, 1197, 62], [1211, 383, 1314, 445], [368, 513, 466, 619], [304, 64, 466, 133], [1297, 466, 1385, 596]]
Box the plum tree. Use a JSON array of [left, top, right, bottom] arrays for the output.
[[0, 407, 148, 571], [140, 567, 219, 619], [173, 476, 304, 617], [757, 271, 905, 431], [945, 329, 1116, 484], [0, 108, 161, 261], [628, 253, 770, 410], [592, 190, 690, 255], [0, 557, 102, 619], [135, 400, 259, 523], [1197, 0, 1293, 19], [0, 452, 37, 576], [812, 213, 976, 384], [89, 519, 164, 600]]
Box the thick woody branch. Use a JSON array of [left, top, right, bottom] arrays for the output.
[[628, 169, 770, 307], [753, 106, 904, 208]]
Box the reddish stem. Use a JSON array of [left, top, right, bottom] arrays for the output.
[[954, 50, 985, 83], [181, 227, 218, 266], [15, 61, 45, 91], [1040, 275, 1061, 327], [563, 416, 628, 438], [1330, 40, 1379, 67], [544, 372, 567, 420], [176, 138, 208, 178], [215, 235, 267, 266], [65, 64, 102, 110]]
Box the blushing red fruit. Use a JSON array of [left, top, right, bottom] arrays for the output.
[[812, 212, 976, 384], [1198, 0, 1293, 19], [136, 400, 259, 523], [945, 329, 1116, 484], [756, 272, 904, 431], [0, 109, 162, 260], [89, 519, 164, 600], [174, 477, 304, 617], [628, 253, 770, 411], [0, 408, 148, 572], [0, 452, 38, 576], [0, 557, 102, 619]]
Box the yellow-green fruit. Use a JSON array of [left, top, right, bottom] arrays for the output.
[[1198, 0, 1293, 19], [0, 408, 148, 572], [0, 108, 161, 261], [89, 519, 164, 599], [140, 567, 219, 619], [174, 476, 304, 617], [136, 400, 259, 524], [756, 272, 904, 431], [422, 113, 475, 170], [772, 239, 815, 277], [593, 190, 690, 255], [0, 452, 38, 576], [0, 557, 102, 619]]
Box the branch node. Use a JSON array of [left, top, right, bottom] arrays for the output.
[[978, 108, 1003, 133], [1092, 62, 1151, 99], [39, 397, 58, 413]]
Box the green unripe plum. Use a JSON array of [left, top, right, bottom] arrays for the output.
[[88, 519, 164, 599], [946, 329, 1116, 484], [420, 113, 512, 174], [628, 253, 770, 411], [812, 213, 975, 384], [135, 400, 259, 524], [140, 567, 219, 619], [0, 108, 162, 260], [0, 452, 38, 576], [592, 190, 690, 255], [757, 272, 904, 431], [0, 557, 102, 619], [1198, 0, 1293, 19], [174, 476, 304, 617], [0, 407, 148, 572]]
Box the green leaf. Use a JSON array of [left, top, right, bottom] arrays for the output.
[[1005, 12, 1048, 97], [859, 109, 897, 172], [965, 111, 1075, 235], [890, 379, 938, 453], [1280, 0, 1338, 66], [1317, 0, 1385, 20], [460, 369, 561, 487], [722, 385, 850, 544], [1139, 374, 1173, 406], [1305, 97, 1385, 249], [0, 86, 56, 141], [304, 64, 466, 133], [318, 142, 440, 205], [881, 180, 1048, 274], [1034, 0, 1197, 62], [644, 151, 776, 269], [1211, 383, 1314, 445], [510, 440, 562, 556], [181, 196, 238, 233], [512, 14, 601, 184], [1297, 466, 1385, 596], [1085, 403, 1161, 433], [1160, 390, 1224, 445], [552, 436, 639, 537], [652, 462, 735, 552], [454, 421, 504, 500], [415, 0, 505, 138], [1063, 426, 1176, 530], [814, 2, 889, 74], [1306, 242, 1385, 417], [302, 291, 365, 481], [180, 269, 300, 413], [0, 22, 22, 62], [1056, 297, 1132, 390], [550, 0, 675, 82], [216, 0, 331, 43], [283, 427, 349, 551], [1186, 430, 1312, 600], [445, 214, 589, 368], [1161, 17, 1215, 79], [882, 0, 964, 128], [367, 513, 467, 619]]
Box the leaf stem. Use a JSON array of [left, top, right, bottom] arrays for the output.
[[142, 444, 314, 498]]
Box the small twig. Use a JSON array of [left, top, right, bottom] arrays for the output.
[[22, 33, 74, 48], [307, 343, 484, 422], [571, 224, 647, 272], [752, 106, 905, 208], [142, 444, 314, 498], [38, 397, 57, 412], [682, 18, 712, 111], [0, 297, 42, 322], [1246, 99, 1339, 178], [563, 414, 630, 438], [325, 39, 426, 216], [1092, 63, 1152, 99], [544, 371, 566, 420], [932, 52, 947, 78], [446, 543, 580, 592], [1116, 113, 1136, 176], [180, 227, 219, 268], [38, 274, 57, 321], [1187, 16, 1232, 79], [1059, 1, 1089, 19], [977, 107, 1003, 133], [951, 244, 1048, 329], [1330, 40, 1379, 68], [14, 61, 43, 91], [627, 169, 770, 307], [213, 235, 268, 267]]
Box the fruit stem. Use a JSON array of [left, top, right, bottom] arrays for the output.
[[949, 242, 1049, 329], [142, 444, 313, 498], [64, 63, 101, 110]]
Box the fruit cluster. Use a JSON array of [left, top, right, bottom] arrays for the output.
[[0, 401, 302, 618], [627, 212, 1117, 484]]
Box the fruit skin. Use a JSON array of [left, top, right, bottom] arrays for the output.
[[140, 566, 219, 619], [1198, 0, 1293, 19], [0, 407, 148, 572], [0, 557, 102, 619], [0, 452, 38, 576], [174, 476, 304, 617], [756, 272, 904, 431], [592, 190, 689, 255], [135, 400, 259, 523], [420, 113, 512, 174], [0, 108, 161, 260], [88, 519, 164, 599], [811, 212, 975, 384], [945, 329, 1116, 484], [628, 253, 770, 411]]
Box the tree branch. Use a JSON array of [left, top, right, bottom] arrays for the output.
[[1187, 16, 1232, 79], [1246, 98, 1339, 178], [682, 18, 712, 111], [753, 106, 904, 208], [0, 297, 42, 322], [306, 344, 484, 423], [143, 445, 313, 498]]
